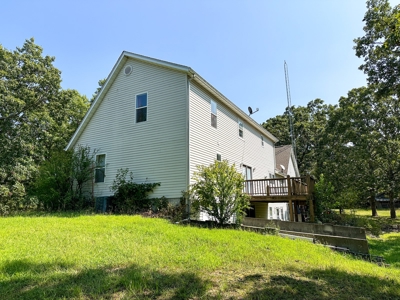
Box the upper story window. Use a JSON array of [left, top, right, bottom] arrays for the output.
[[136, 93, 147, 123], [261, 136, 264, 146], [211, 100, 217, 128], [95, 154, 106, 183], [238, 120, 244, 138]]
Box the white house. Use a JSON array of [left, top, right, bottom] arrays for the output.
[[250, 144, 300, 221], [66, 51, 279, 205]]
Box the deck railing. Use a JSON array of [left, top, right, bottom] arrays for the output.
[[244, 176, 314, 197]]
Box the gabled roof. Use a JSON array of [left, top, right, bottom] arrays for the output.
[[275, 145, 300, 176], [66, 52, 278, 150]]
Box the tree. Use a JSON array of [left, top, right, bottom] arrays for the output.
[[34, 145, 96, 211], [321, 86, 400, 218], [263, 99, 335, 175], [354, 0, 400, 96], [190, 160, 250, 225], [90, 78, 106, 103], [0, 38, 89, 210]]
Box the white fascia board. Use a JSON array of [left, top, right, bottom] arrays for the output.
[[191, 72, 279, 143], [123, 51, 191, 73]]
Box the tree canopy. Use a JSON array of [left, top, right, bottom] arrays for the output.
[[263, 99, 334, 175], [355, 0, 400, 96], [0, 38, 89, 210]]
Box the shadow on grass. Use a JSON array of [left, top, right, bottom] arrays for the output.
[[0, 260, 211, 300], [246, 267, 400, 300], [2, 260, 400, 299], [369, 235, 400, 267]]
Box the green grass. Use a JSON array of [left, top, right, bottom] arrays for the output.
[[350, 208, 400, 218], [369, 232, 400, 268], [1, 214, 400, 299]]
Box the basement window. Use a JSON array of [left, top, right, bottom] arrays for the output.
[[136, 93, 147, 123]]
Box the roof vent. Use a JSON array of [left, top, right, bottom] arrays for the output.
[[124, 65, 133, 76]]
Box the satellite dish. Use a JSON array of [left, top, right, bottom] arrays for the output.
[[248, 106, 259, 116]]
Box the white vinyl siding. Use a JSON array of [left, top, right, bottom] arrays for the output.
[[287, 155, 298, 177], [188, 81, 275, 185], [73, 58, 188, 199]]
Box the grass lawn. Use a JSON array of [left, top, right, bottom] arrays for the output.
[[1, 214, 400, 299], [369, 233, 400, 268], [350, 208, 400, 218]]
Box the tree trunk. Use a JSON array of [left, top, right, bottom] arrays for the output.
[[389, 190, 397, 219], [369, 190, 378, 217]]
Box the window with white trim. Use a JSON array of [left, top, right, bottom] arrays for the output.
[[95, 154, 106, 183], [238, 120, 244, 138], [136, 93, 147, 123], [211, 100, 217, 128]]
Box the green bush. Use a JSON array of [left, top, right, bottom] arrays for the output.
[[190, 160, 250, 226], [110, 168, 161, 214], [33, 146, 96, 211]]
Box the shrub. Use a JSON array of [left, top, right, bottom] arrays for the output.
[[190, 160, 250, 226], [33, 146, 96, 211], [110, 168, 161, 214]]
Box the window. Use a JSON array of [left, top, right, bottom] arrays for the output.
[[216, 153, 221, 161], [95, 154, 106, 183], [238, 120, 244, 138], [136, 93, 147, 123], [269, 207, 273, 219], [261, 136, 264, 146], [211, 100, 217, 128]]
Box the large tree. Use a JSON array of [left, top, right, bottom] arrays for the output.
[[263, 99, 335, 175], [321, 86, 400, 218], [0, 38, 89, 209], [355, 0, 400, 96]]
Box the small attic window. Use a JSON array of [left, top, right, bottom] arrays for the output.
[[124, 65, 133, 76]]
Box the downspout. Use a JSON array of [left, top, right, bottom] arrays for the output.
[[186, 73, 195, 218]]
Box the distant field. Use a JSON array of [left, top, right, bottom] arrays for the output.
[[1, 214, 399, 299], [350, 208, 398, 217]]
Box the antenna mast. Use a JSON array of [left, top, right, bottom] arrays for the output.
[[284, 61, 297, 159]]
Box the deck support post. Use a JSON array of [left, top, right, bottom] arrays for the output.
[[289, 200, 294, 222], [294, 201, 299, 222], [287, 175, 294, 221], [305, 175, 315, 222]]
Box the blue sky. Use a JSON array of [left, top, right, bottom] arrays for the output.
[[2, 0, 399, 124]]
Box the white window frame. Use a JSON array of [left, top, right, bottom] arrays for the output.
[[238, 120, 244, 138], [211, 100, 217, 128], [95, 154, 106, 183], [135, 92, 148, 123]]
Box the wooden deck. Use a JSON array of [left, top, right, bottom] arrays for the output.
[[244, 175, 315, 222]]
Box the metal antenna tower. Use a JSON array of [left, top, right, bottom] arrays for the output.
[[284, 61, 297, 159]]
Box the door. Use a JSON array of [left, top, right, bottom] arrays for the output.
[[242, 164, 253, 194]]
